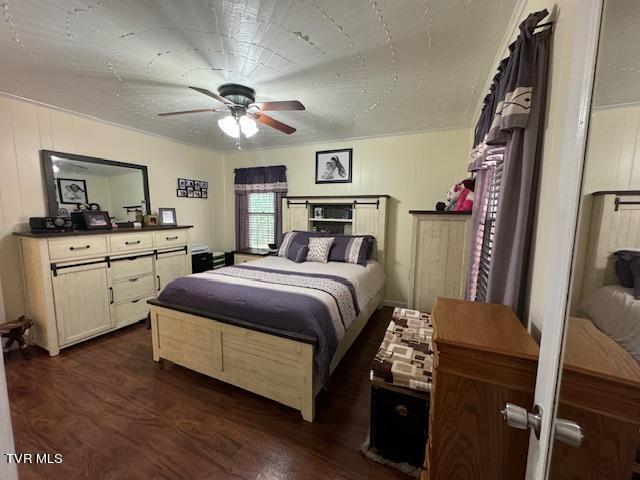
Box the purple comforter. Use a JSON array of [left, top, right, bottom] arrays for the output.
[[157, 265, 360, 388]]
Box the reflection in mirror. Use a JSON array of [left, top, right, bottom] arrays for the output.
[[42, 151, 150, 223], [553, 1, 640, 479]]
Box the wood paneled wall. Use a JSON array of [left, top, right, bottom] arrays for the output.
[[0, 95, 224, 321]]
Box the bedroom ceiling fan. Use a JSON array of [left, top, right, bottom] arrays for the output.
[[158, 84, 305, 141]]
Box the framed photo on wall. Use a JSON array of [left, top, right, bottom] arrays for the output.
[[315, 148, 352, 184], [57, 178, 89, 204]]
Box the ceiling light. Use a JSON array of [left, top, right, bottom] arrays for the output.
[[239, 116, 259, 138], [218, 115, 240, 138]]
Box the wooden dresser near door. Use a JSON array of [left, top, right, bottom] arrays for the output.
[[408, 212, 471, 313], [422, 298, 539, 480], [549, 317, 640, 480]]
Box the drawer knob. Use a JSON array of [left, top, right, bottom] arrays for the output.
[[166, 236, 178, 241], [70, 245, 91, 251], [128, 277, 139, 282], [125, 240, 141, 245]]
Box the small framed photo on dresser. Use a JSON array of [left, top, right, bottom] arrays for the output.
[[158, 208, 177, 226], [315, 148, 352, 184]]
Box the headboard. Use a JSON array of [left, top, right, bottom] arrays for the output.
[[581, 191, 640, 299], [281, 195, 389, 269]]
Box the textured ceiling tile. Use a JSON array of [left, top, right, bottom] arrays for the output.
[[0, 0, 520, 150]]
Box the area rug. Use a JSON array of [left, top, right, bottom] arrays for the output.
[[359, 432, 421, 478]]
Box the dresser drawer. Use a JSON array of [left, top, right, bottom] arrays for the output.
[[153, 230, 187, 249], [111, 274, 155, 303], [112, 295, 154, 329], [109, 232, 153, 254], [48, 236, 108, 261], [110, 255, 154, 281]]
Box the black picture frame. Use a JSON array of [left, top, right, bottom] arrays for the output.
[[315, 148, 352, 184], [158, 208, 177, 226], [41, 150, 151, 217], [56, 178, 89, 205], [177, 189, 187, 197]]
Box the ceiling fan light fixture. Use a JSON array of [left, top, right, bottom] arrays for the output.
[[239, 116, 259, 138], [218, 115, 240, 138]]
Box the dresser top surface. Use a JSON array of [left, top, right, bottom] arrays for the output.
[[432, 298, 539, 359], [13, 225, 192, 238], [565, 317, 640, 385]]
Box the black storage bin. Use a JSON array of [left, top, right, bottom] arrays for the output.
[[191, 252, 213, 273], [369, 384, 429, 467]]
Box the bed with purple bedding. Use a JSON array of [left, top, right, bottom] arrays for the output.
[[152, 256, 386, 387]]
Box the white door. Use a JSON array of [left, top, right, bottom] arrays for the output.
[[155, 251, 188, 294], [0, 277, 18, 480], [511, 2, 604, 478]]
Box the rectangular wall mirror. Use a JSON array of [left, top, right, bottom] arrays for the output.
[[41, 150, 151, 223]]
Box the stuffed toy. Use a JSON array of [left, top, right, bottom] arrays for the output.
[[453, 188, 474, 212], [443, 178, 476, 212], [444, 183, 464, 211]]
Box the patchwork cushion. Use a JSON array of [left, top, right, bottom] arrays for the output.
[[306, 237, 334, 263], [370, 308, 434, 392], [286, 243, 308, 263]]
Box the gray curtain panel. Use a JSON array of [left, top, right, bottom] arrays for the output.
[[466, 10, 551, 317], [234, 165, 287, 250]]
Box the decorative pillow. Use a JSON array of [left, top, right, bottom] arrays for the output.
[[306, 237, 334, 263], [286, 243, 308, 263], [278, 231, 299, 257], [614, 250, 640, 299], [285, 231, 376, 263], [330, 236, 370, 266]]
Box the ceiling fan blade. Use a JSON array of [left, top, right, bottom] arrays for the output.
[[251, 100, 305, 111], [255, 113, 296, 134], [189, 86, 236, 106], [158, 108, 221, 117]]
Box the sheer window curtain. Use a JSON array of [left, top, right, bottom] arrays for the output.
[[466, 10, 551, 318], [234, 166, 287, 250]]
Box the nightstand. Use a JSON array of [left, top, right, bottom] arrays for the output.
[[233, 248, 272, 264]]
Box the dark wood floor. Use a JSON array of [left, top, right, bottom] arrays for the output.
[[5, 307, 410, 480]]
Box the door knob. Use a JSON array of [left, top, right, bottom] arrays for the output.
[[500, 403, 583, 447], [500, 403, 542, 439], [554, 418, 583, 448]]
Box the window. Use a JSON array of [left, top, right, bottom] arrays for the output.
[[248, 192, 275, 248], [476, 159, 503, 302]]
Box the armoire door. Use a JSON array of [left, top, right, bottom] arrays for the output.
[[52, 261, 112, 346], [282, 200, 308, 232], [155, 251, 188, 294]]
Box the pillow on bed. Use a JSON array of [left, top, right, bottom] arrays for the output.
[[579, 285, 640, 361], [286, 243, 308, 263], [281, 231, 375, 264], [278, 231, 298, 257], [306, 237, 334, 263], [614, 250, 640, 299]]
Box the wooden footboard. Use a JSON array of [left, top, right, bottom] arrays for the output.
[[150, 305, 316, 421], [149, 289, 383, 422]]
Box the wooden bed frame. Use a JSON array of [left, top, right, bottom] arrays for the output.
[[149, 194, 388, 421]]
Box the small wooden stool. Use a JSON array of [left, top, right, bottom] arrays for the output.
[[0, 316, 34, 359]]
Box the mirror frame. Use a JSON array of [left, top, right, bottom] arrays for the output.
[[41, 150, 151, 217]]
